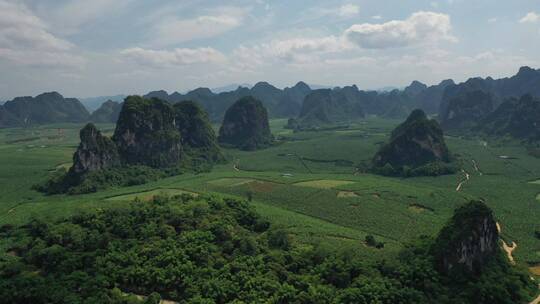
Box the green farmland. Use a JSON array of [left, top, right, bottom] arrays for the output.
[[1, 117, 539, 270]]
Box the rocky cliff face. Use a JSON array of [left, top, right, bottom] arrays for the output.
[[218, 96, 273, 150], [113, 96, 181, 168], [434, 200, 500, 276], [372, 109, 452, 175], [69, 123, 120, 176], [174, 100, 223, 161]]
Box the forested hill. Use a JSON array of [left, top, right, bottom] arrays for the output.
[[0, 196, 535, 303], [0, 92, 89, 128]]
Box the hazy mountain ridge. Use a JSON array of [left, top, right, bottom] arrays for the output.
[[88, 100, 123, 123], [0, 92, 90, 127], [79, 95, 127, 112], [477, 94, 540, 141], [439, 66, 540, 129], [144, 81, 311, 121]]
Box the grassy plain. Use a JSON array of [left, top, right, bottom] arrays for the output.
[[0, 118, 539, 269]]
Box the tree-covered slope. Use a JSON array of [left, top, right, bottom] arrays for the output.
[[113, 96, 181, 168], [174, 100, 223, 162], [372, 109, 454, 176], [0, 196, 535, 303], [39, 97, 223, 194], [292, 88, 365, 129], [218, 96, 273, 150], [0, 92, 90, 127]]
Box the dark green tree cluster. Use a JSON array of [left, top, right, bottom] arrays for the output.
[[218, 96, 273, 150], [174, 101, 223, 163], [372, 109, 456, 177], [113, 96, 182, 168], [1, 197, 535, 303]]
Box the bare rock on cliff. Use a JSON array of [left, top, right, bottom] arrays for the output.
[[434, 200, 499, 276], [69, 123, 120, 177]]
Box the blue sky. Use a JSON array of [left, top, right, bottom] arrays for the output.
[[0, 0, 539, 99]]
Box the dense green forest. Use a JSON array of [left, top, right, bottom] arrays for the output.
[[0, 195, 535, 303]]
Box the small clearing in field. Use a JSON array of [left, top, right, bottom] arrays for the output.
[[207, 178, 255, 187], [294, 179, 355, 189], [106, 189, 196, 202], [248, 181, 276, 193], [409, 205, 426, 213], [55, 162, 71, 170], [337, 191, 359, 198], [530, 265, 540, 276]]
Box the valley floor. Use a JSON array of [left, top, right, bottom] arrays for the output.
[[0, 118, 539, 273]]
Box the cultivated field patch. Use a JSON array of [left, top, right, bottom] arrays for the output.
[[408, 203, 434, 213], [294, 179, 355, 189], [207, 178, 255, 187], [247, 180, 277, 193], [105, 189, 196, 202], [337, 191, 359, 198]]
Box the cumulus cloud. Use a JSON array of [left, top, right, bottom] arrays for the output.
[[232, 36, 350, 68], [0, 0, 84, 68], [345, 11, 457, 49], [50, 0, 134, 34], [336, 4, 360, 17], [307, 3, 360, 20], [120, 47, 226, 68], [519, 12, 540, 24], [153, 7, 247, 46]]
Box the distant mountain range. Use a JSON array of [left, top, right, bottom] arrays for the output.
[[144, 81, 312, 121], [2, 67, 540, 135], [439, 66, 540, 130], [79, 95, 127, 112]]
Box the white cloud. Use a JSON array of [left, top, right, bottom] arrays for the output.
[[345, 11, 457, 49], [50, 0, 134, 34], [0, 0, 84, 68], [337, 4, 360, 17], [488, 17, 497, 23], [120, 47, 226, 68], [519, 12, 540, 24], [304, 3, 360, 21], [153, 7, 247, 46], [372, 15, 382, 20], [232, 36, 350, 68]]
